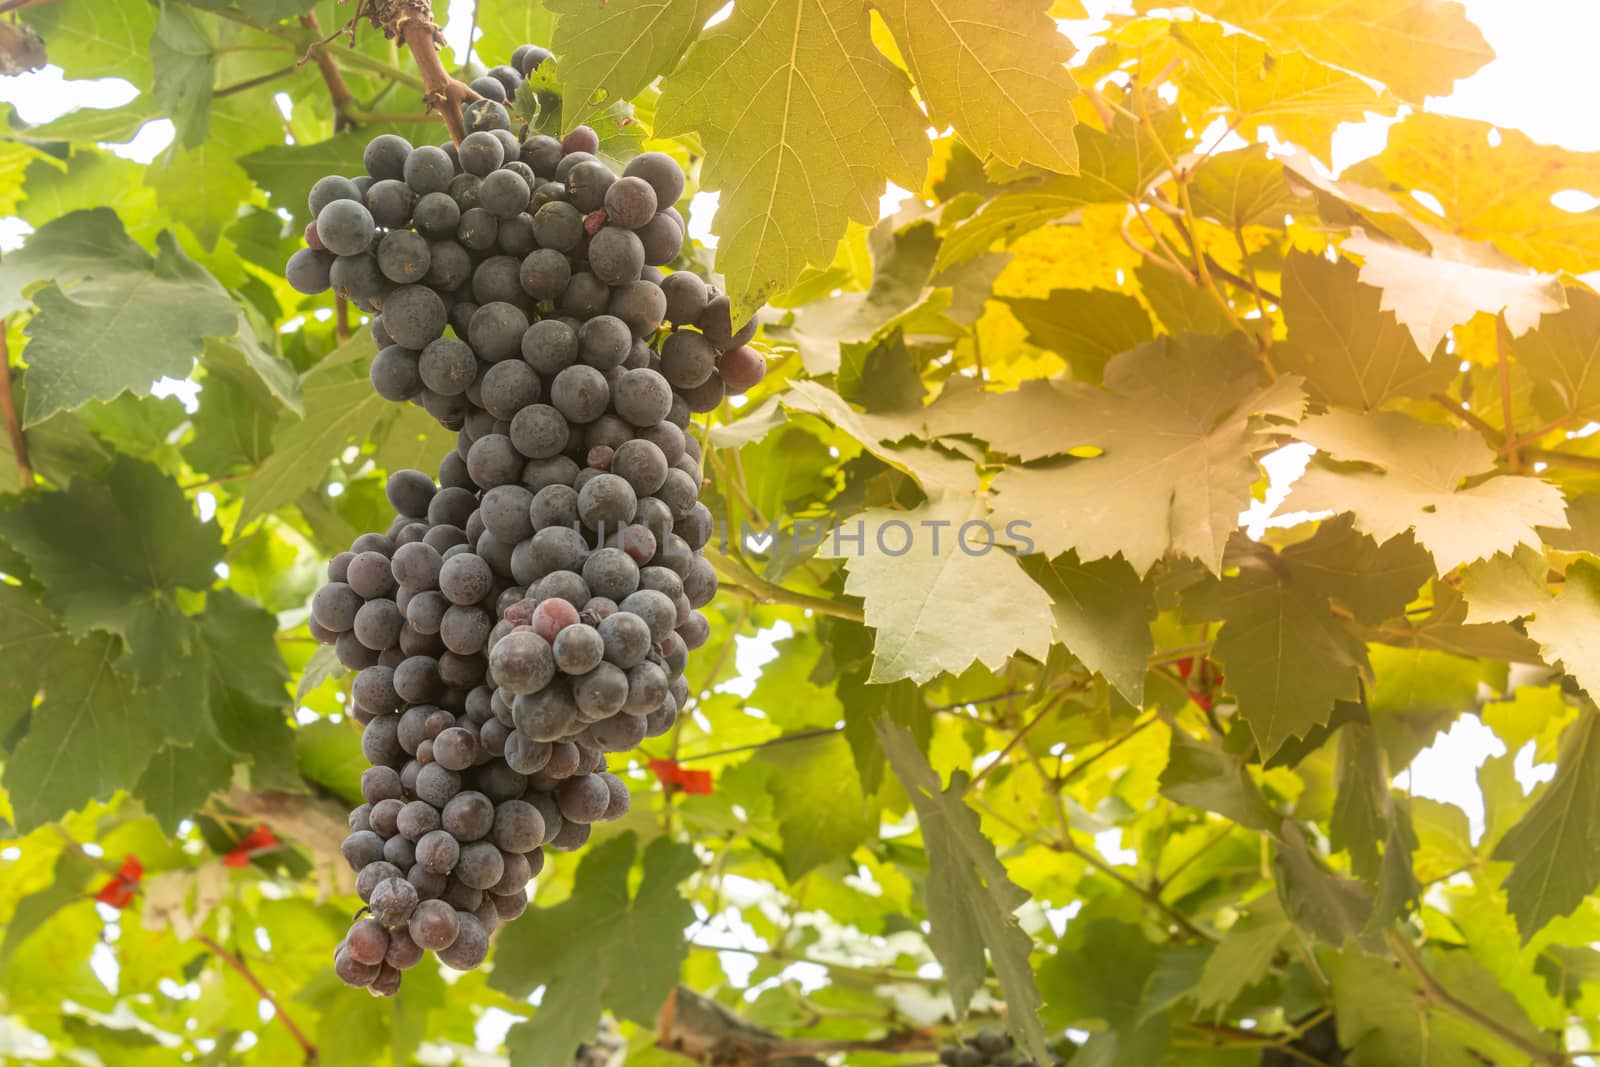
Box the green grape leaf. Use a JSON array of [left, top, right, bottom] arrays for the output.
[[1333, 949, 1552, 1065], [1341, 231, 1566, 356], [1018, 551, 1154, 702], [827, 493, 1054, 684], [149, 3, 214, 148], [136, 732, 234, 836], [1329, 723, 1421, 928], [241, 333, 392, 522], [1150, 0, 1492, 102], [1002, 288, 1153, 383], [836, 333, 930, 414], [197, 588, 291, 709], [0, 207, 153, 318], [22, 0, 159, 86], [0, 849, 99, 968], [493, 834, 698, 1067], [1511, 286, 1600, 418], [0, 583, 67, 738], [870, 0, 1079, 174], [178, 0, 319, 20], [184, 347, 283, 476], [1525, 561, 1600, 700], [1187, 143, 1298, 230], [19, 233, 238, 424], [239, 121, 439, 230], [762, 733, 877, 879], [1274, 250, 1452, 408], [147, 137, 257, 252], [0, 455, 222, 683], [1185, 519, 1432, 757], [1194, 897, 1292, 1014], [548, 0, 720, 126], [987, 333, 1306, 573], [877, 720, 1049, 1062], [1289, 409, 1570, 574], [17, 99, 163, 145], [1329, 723, 1388, 881], [1171, 19, 1391, 162], [1158, 727, 1279, 832], [469, 1, 557, 75], [837, 668, 927, 796], [658, 0, 931, 321], [784, 219, 941, 376], [1037, 919, 1168, 1064], [726, 379, 982, 490], [1492, 707, 1600, 941], [0, 384, 109, 493], [3, 632, 206, 830], [1273, 822, 1371, 944]]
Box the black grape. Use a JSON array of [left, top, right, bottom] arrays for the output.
[[467, 301, 529, 362], [603, 175, 657, 229], [412, 191, 462, 238], [531, 201, 583, 252], [464, 98, 511, 134], [623, 151, 686, 208], [377, 230, 431, 284], [404, 145, 456, 195], [637, 212, 683, 266], [562, 125, 600, 155], [468, 75, 507, 103], [381, 284, 448, 349], [519, 248, 573, 302], [566, 159, 616, 213], [480, 169, 531, 218], [587, 227, 645, 285], [286, 248, 333, 294], [309, 174, 361, 216]]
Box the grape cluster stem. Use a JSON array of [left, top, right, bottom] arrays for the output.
[[358, 0, 482, 144]]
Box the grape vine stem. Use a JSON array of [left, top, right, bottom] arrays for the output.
[[298, 13, 355, 130], [0, 320, 31, 489], [197, 934, 319, 1063], [362, 0, 482, 144]]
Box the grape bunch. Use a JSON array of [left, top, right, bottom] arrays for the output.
[[285, 47, 764, 437], [939, 1029, 1063, 1067], [290, 40, 766, 995]]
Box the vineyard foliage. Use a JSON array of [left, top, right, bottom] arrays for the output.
[[0, 0, 1599, 1064]]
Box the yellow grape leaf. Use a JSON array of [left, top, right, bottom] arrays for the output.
[[1354, 113, 1600, 275], [1273, 250, 1451, 409], [1525, 561, 1600, 701], [1342, 230, 1566, 356], [825, 493, 1054, 684], [871, 0, 1078, 174], [985, 333, 1307, 573], [1288, 409, 1570, 574], [1188, 143, 1298, 230], [658, 0, 930, 322], [718, 379, 980, 493], [937, 108, 1187, 269], [1148, 0, 1492, 103], [1171, 19, 1392, 163], [1460, 546, 1550, 624], [1511, 287, 1600, 419]]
